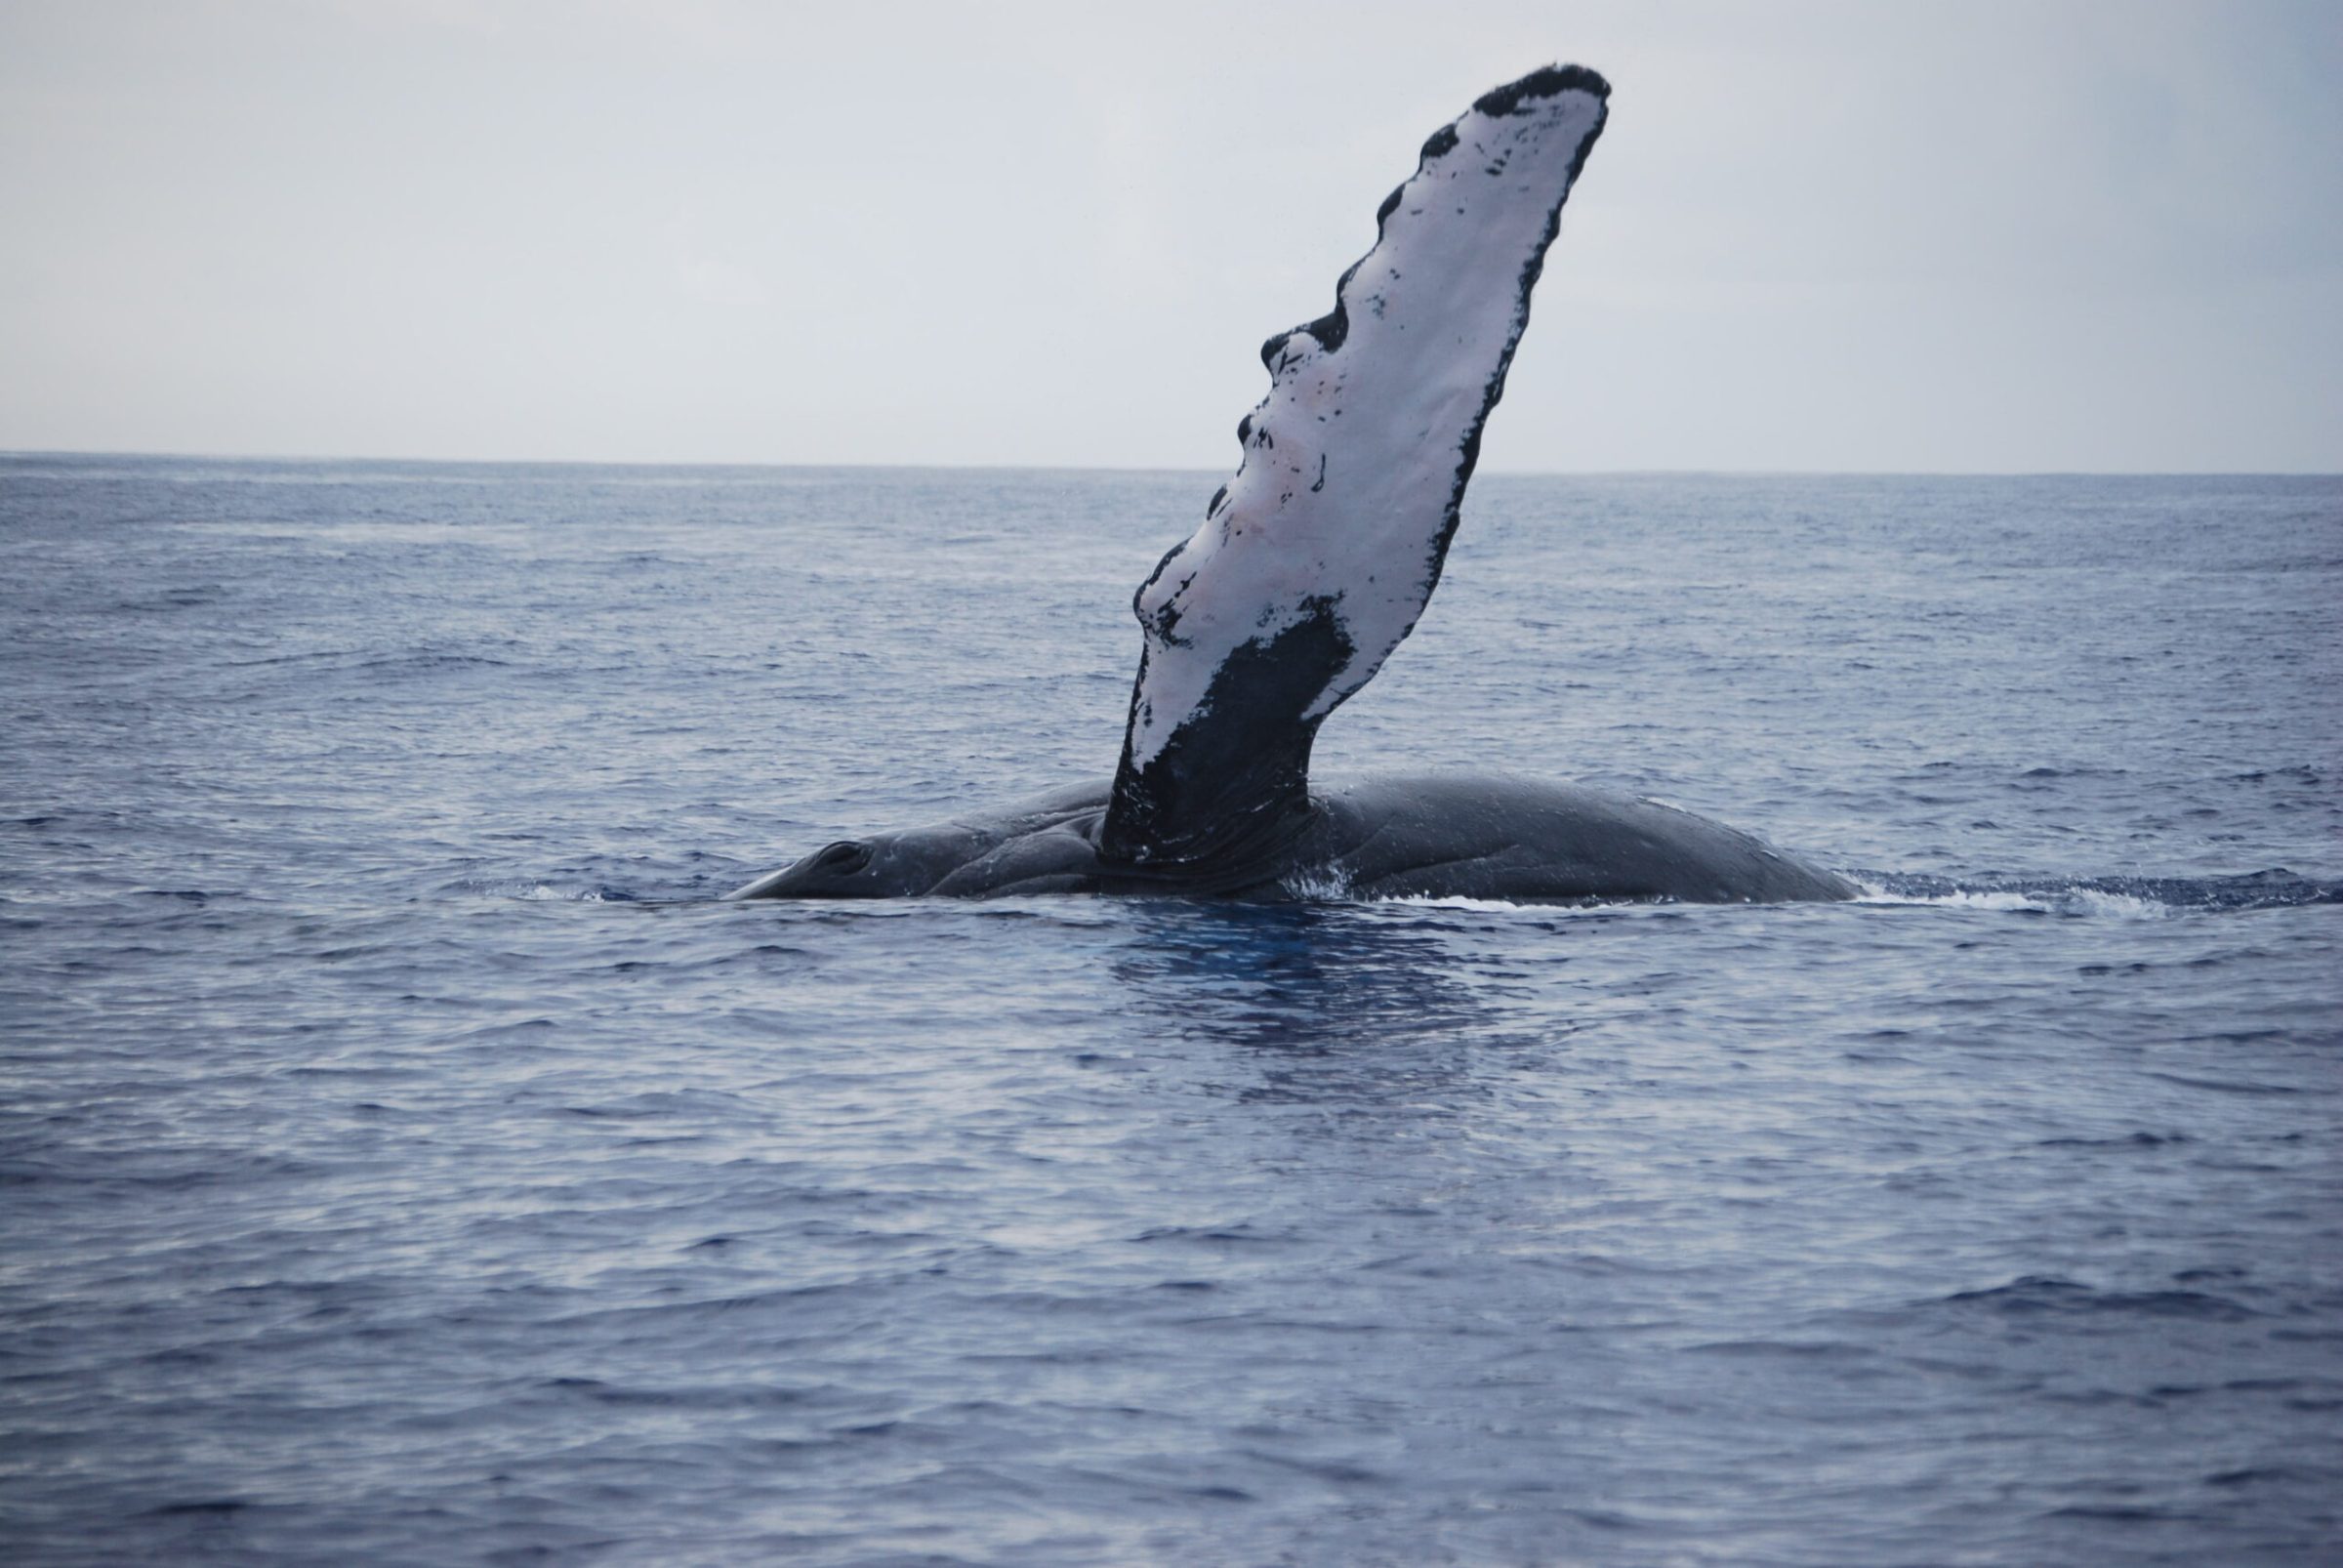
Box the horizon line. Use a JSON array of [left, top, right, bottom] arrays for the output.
[[4, 446, 2340, 482]]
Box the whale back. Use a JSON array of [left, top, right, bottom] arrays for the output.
[[725, 773, 1853, 904], [1099, 65, 1611, 871]]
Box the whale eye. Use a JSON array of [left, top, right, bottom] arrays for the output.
[[813, 841, 872, 875]]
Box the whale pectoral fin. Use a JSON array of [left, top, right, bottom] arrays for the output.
[[1098, 65, 1611, 870]]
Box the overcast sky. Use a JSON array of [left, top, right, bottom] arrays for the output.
[[2, 0, 2337, 472]]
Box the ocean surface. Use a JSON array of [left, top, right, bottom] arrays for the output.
[[3, 456, 2338, 1566]]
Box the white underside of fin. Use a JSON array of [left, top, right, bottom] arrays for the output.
[[1123, 78, 1606, 769]]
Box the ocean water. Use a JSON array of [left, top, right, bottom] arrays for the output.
[[2, 456, 2338, 1566]]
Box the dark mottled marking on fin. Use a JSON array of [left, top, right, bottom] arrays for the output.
[[1474, 63, 1611, 117]]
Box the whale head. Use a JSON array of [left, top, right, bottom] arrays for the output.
[[724, 784, 1119, 900], [725, 826, 985, 899]]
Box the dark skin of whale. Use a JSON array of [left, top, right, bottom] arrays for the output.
[[728, 773, 1856, 904]]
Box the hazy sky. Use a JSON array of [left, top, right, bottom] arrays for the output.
[[3, 0, 2338, 471]]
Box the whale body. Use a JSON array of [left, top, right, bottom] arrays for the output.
[[729, 774, 1854, 904], [729, 64, 1852, 907]]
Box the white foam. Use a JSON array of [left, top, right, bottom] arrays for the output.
[[2066, 887, 2174, 920], [1851, 883, 2175, 919], [1277, 866, 1357, 900], [513, 883, 605, 903], [1381, 893, 1592, 914], [1852, 887, 2054, 912]]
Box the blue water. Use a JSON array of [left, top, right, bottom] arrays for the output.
[[3, 456, 2339, 1565]]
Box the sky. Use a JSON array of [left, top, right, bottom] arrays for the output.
[[2, 0, 2338, 473]]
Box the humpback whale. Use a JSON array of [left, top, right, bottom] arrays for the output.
[[731, 64, 1854, 906]]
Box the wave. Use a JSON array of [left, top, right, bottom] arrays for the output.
[[1344, 869, 2337, 916], [519, 867, 2338, 915], [1851, 869, 2340, 915]]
